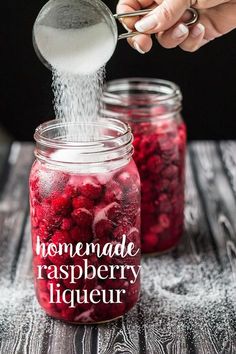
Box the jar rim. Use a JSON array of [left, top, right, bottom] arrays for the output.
[[34, 118, 134, 167], [34, 118, 131, 148], [102, 78, 182, 105]]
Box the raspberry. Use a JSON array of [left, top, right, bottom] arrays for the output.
[[63, 184, 78, 198], [156, 178, 170, 192], [61, 307, 76, 321], [160, 141, 175, 158], [123, 198, 140, 225], [35, 204, 49, 221], [127, 227, 140, 246], [141, 181, 153, 202], [158, 194, 172, 213], [37, 279, 48, 292], [48, 253, 70, 266], [72, 208, 93, 227], [30, 174, 39, 193], [93, 201, 123, 238], [104, 181, 123, 203], [146, 155, 162, 174], [56, 294, 72, 312], [44, 216, 63, 234], [61, 218, 73, 231], [132, 136, 141, 150], [94, 302, 126, 321], [141, 180, 151, 194], [162, 165, 178, 180], [51, 196, 71, 215], [79, 177, 102, 200], [47, 279, 60, 294], [83, 277, 97, 293], [48, 231, 71, 265], [117, 171, 133, 190], [104, 278, 129, 290], [142, 202, 155, 214], [139, 135, 156, 156], [51, 230, 71, 244], [63, 267, 83, 290], [113, 225, 130, 242], [73, 254, 85, 267], [38, 291, 56, 313], [142, 214, 156, 231], [37, 224, 52, 242], [70, 226, 92, 243], [106, 202, 122, 223], [158, 214, 170, 229], [94, 219, 113, 239], [142, 233, 159, 253], [157, 230, 179, 252], [72, 196, 94, 210], [113, 225, 140, 249]]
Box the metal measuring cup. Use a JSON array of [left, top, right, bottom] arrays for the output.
[[33, 0, 199, 71]]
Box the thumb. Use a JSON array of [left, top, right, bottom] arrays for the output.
[[135, 0, 189, 33]]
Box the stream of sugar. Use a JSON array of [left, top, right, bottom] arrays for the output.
[[52, 67, 105, 142]]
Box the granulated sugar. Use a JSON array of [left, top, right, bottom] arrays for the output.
[[139, 252, 236, 333], [0, 277, 49, 340], [52, 67, 104, 141], [34, 23, 115, 75]]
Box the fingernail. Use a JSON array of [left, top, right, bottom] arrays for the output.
[[120, 20, 131, 32], [134, 42, 146, 54], [191, 23, 205, 37], [135, 15, 157, 32], [172, 24, 189, 39]]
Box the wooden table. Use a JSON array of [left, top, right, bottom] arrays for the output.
[[1, 142, 236, 354]]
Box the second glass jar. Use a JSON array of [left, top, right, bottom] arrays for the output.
[[102, 78, 186, 254]]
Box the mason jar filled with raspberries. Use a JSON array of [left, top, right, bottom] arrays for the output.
[[102, 79, 186, 254], [29, 118, 141, 324]]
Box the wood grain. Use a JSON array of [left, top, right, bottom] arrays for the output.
[[1, 142, 236, 354], [189, 142, 236, 354]]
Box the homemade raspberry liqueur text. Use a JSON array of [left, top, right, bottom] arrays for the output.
[[29, 119, 141, 324]]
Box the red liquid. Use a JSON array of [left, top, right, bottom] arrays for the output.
[[29, 159, 141, 323], [131, 119, 186, 253]]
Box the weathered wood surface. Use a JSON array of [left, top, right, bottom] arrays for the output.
[[1, 142, 236, 354]]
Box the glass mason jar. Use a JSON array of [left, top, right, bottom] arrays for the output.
[[102, 78, 186, 254], [29, 118, 141, 324]]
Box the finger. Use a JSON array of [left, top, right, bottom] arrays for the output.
[[179, 23, 205, 52], [117, 0, 155, 12], [157, 23, 189, 48], [178, 2, 236, 52], [188, 3, 236, 43], [135, 0, 189, 33], [193, 0, 231, 10], [128, 34, 153, 53], [202, 3, 236, 39], [117, 0, 155, 29]]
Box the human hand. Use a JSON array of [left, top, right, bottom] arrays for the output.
[[117, 0, 236, 53]]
